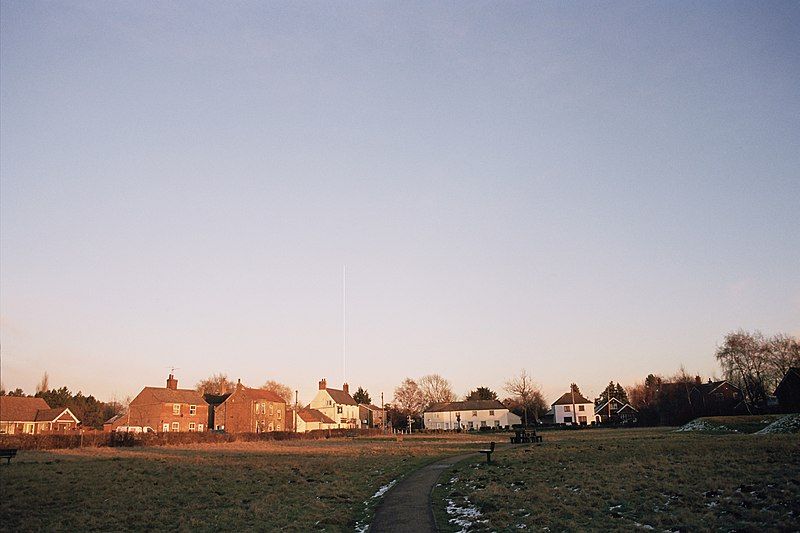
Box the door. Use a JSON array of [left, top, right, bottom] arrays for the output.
[[162, 423, 169, 432]]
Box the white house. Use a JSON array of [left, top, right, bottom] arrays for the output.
[[423, 400, 521, 430], [551, 388, 594, 425], [308, 378, 359, 429], [296, 408, 337, 433]]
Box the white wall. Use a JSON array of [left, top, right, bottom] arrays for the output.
[[309, 390, 359, 429], [554, 402, 594, 424], [424, 408, 521, 429]]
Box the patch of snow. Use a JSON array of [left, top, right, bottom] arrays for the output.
[[755, 414, 800, 434], [676, 419, 736, 432], [447, 498, 488, 532], [609, 505, 623, 511], [372, 480, 397, 499]]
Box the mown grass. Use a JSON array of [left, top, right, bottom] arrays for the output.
[[0, 435, 489, 532], [433, 428, 800, 531]]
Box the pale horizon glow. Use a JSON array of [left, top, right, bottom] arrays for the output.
[[1, 2, 798, 406]]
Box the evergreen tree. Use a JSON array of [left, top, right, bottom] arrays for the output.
[[353, 387, 371, 405]]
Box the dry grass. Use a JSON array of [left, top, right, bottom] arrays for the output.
[[433, 428, 800, 531], [0, 434, 490, 532]]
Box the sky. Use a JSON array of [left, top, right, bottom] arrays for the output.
[[1, 1, 798, 406]]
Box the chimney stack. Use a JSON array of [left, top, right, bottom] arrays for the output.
[[166, 374, 178, 390], [319, 378, 327, 390], [342, 382, 349, 395]]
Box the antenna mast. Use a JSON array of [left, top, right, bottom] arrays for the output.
[[342, 264, 346, 384]]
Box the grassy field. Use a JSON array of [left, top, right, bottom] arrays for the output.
[[432, 427, 800, 532], [0, 435, 488, 532]]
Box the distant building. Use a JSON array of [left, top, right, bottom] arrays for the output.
[[296, 408, 337, 432], [210, 380, 287, 433], [0, 396, 80, 434], [359, 404, 385, 429], [551, 389, 594, 425], [775, 367, 800, 412], [112, 374, 208, 433], [423, 400, 521, 430], [308, 379, 359, 429], [594, 397, 638, 424]]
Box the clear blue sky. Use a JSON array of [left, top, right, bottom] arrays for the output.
[[2, 1, 798, 405]]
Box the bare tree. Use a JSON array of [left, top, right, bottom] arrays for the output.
[[504, 369, 543, 426], [419, 374, 456, 406], [196, 373, 236, 395], [36, 371, 50, 394], [715, 330, 770, 407], [261, 380, 293, 404], [393, 378, 426, 417], [765, 333, 800, 388]]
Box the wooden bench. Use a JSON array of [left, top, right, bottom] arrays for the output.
[[479, 441, 495, 463], [0, 448, 17, 465]]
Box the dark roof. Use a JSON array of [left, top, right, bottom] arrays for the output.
[[774, 368, 800, 395], [140, 386, 206, 404], [425, 400, 507, 413], [696, 380, 739, 394], [203, 393, 232, 407], [34, 407, 77, 422], [0, 396, 50, 422], [359, 404, 383, 411], [297, 408, 335, 424], [552, 391, 592, 406], [594, 397, 625, 414], [324, 388, 357, 406]]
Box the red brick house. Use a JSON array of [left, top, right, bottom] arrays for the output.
[[210, 381, 287, 433], [112, 374, 208, 433], [0, 396, 80, 434]]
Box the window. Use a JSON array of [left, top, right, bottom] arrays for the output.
[[337, 406, 343, 414], [173, 404, 181, 415], [276, 423, 281, 431], [171, 422, 179, 431], [277, 409, 281, 419], [189, 404, 197, 415], [489, 410, 495, 416], [163, 423, 170, 432], [563, 416, 572, 424], [578, 405, 585, 412], [472, 411, 477, 417], [269, 403, 274, 416], [198, 424, 204, 432], [189, 422, 196, 431], [564, 405, 571, 412]]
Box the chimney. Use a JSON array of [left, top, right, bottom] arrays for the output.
[[166, 374, 178, 390], [319, 378, 327, 390], [343, 383, 349, 395], [237, 378, 243, 391]]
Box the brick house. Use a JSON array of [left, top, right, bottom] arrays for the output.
[[0, 396, 80, 434], [210, 380, 287, 433], [308, 378, 359, 429], [358, 404, 385, 429], [112, 374, 208, 433]]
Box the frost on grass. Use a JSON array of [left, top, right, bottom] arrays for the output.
[[447, 497, 487, 532], [353, 479, 398, 532], [755, 414, 800, 434], [676, 419, 735, 433]]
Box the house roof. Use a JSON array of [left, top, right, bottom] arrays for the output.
[[359, 404, 383, 411], [775, 367, 800, 395], [0, 396, 51, 422], [242, 387, 286, 404], [203, 393, 232, 407], [696, 380, 738, 394], [595, 398, 638, 414], [551, 391, 592, 406], [139, 386, 206, 404], [34, 407, 78, 423], [425, 400, 507, 413], [324, 388, 357, 406], [297, 408, 336, 424]]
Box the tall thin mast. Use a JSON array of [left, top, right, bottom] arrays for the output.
[[342, 264, 346, 385]]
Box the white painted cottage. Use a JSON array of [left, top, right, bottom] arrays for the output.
[[424, 400, 521, 430], [308, 378, 359, 429], [551, 388, 594, 425]]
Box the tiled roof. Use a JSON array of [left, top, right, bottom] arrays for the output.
[[0, 396, 50, 422], [325, 388, 357, 406], [34, 407, 74, 422], [298, 408, 335, 424], [425, 400, 507, 413], [243, 387, 286, 404], [551, 391, 592, 406], [141, 387, 206, 404], [360, 404, 383, 411]]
